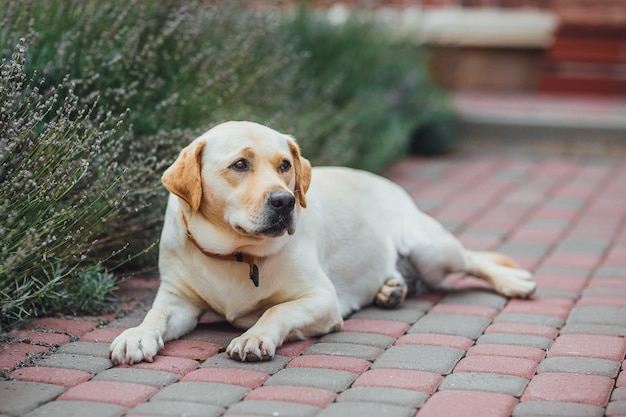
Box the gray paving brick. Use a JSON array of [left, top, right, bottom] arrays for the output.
[[409, 314, 491, 339], [225, 400, 320, 417], [595, 266, 626, 278], [318, 332, 395, 349], [607, 401, 626, 417], [612, 387, 626, 401], [583, 287, 626, 297], [534, 266, 589, 277], [371, 345, 464, 374], [556, 238, 610, 254], [316, 401, 414, 417], [567, 306, 626, 327], [476, 333, 553, 350], [537, 357, 620, 378], [0, 381, 65, 416], [182, 327, 241, 347], [305, 342, 384, 361], [513, 401, 604, 417], [439, 292, 507, 309], [22, 401, 127, 417], [494, 313, 564, 328], [35, 353, 113, 374], [93, 368, 180, 387], [533, 288, 580, 299], [403, 299, 437, 311], [200, 352, 289, 374], [150, 382, 249, 407], [129, 400, 223, 417], [349, 306, 424, 323], [439, 372, 529, 397], [264, 368, 358, 392], [337, 387, 428, 408], [498, 242, 552, 257], [560, 324, 626, 337], [57, 342, 110, 357]]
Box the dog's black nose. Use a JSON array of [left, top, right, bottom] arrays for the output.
[[268, 191, 295, 214]]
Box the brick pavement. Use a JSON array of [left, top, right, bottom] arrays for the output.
[[2, 153, 626, 417]]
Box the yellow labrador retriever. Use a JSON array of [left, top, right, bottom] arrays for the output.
[[110, 121, 535, 364]]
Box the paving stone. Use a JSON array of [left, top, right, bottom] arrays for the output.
[[35, 353, 113, 374], [79, 328, 125, 343], [264, 368, 358, 392], [151, 381, 249, 407], [318, 332, 395, 348], [349, 306, 424, 323], [395, 334, 474, 350], [534, 288, 580, 300], [342, 319, 410, 338], [22, 318, 98, 337], [276, 339, 316, 357], [476, 333, 553, 350], [0, 381, 65, 416], [116, 355, 199, 376], [353, 369, 443, 394], [304, 342, 384, 361], [225, 400, 320, 417], [57, 341, 110, 357], [337, 387, 428, 408], [547, 334, 626, 362], [58, 380, 158, 408], [556, 238, 610, 255], [409, 314, 491, 339], [454, 355, 538, 379], [612, 387, 626, 401], [537, 357, 620, 378], [606, 401, 626, 416], [22, 400, 127, 417], [181, 368, 268, 389], [417, 390, 518, 417], [485, 322, 559, 339], [521, 373, 613, 406], [0, 343, 49, 371], [159, 339, 222, 360], [11, 366, 93, 387], [498, 241, 552, 257], [371, 345, 464, 374], [129, 400, 223, 417], [316, 401, 414, 417], [287, 354, 370, 374], [560, 324, 626, 337], [428, 303, 499, 318], [440, 372, 529, 397], [513, 401, 604, 417], [200, 352, 289, 374], [494, 313, 565, 328], [245, 385, 336, 407], [439, 292, 507, 309], [8, 330, 71, 346], [93, 367, 180, 387], [567, 306, 626, 328], [466, 344, 546, 362], [596, 266, 626, 278]]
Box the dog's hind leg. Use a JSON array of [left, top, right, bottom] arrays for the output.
[[375, 274, 408, 309]]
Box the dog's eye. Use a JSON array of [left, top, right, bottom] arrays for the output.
[[279, 159, 291, 173], [230, 159, 249, 172]]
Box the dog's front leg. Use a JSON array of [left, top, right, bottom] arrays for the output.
[[226, 291, 343, 362], [109, 287, 202, 365]]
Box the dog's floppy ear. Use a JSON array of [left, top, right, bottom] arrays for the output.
[[287, 136, 311, 208], [162, 140, 206, 213]]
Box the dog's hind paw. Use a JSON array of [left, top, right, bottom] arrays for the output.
[[375, 277, 408, 309]]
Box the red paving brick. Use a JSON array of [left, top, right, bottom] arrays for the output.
[[22, 318, 99, 337], [417, 390, 518, 417], [521, 373, 614, 406], [181, 368, 268, 389], [7, 330, 71, 346], [79, 327, 125, 343], [275, 338, 316, 357], [159, 339, 221, 360], [116, 355, 199, 375], [547, 334, 626, 362], [428, 303, 499, 318], [353, 369, 443, 394], [58, 380, 158, 408], [466, 344, 546, 362], [245, 386, 337, 407], [10, 367, 92, 387], [0, 343, 49, 371], [395, 334, 474, 350], [341, 318, 410, 338], [484, 323, 559, 339], [454, 355, 538, 379], [287, 354, 371, 374]]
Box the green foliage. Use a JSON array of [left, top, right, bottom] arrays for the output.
[[0, 0, 455, 330]]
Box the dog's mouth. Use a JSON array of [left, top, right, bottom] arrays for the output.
[[235, 215, 295, 238]]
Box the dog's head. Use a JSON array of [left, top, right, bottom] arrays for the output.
[[162, 121, 311, 244]]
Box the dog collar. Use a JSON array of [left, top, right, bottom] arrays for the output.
[[181, 212, 259, 287]]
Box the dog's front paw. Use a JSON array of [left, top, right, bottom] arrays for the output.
[[226, 334, 276, 362], [109, 327, 164, 365]]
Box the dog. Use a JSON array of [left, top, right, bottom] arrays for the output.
[[109, 121, 536, 364]]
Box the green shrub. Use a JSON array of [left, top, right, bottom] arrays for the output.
[[0, 39, 133, 330], [0, 0, 455, 329]]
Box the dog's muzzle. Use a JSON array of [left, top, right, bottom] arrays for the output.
[[261, 191, 296, 237]]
